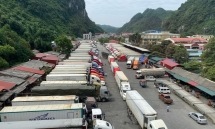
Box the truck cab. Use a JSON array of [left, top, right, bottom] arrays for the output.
[[147, 119, 168, 129], [92, 108, 104, 120], [136, 70, 143, 79], [120, 82, 131, 100], [98, 86, 109, 102], [126, 60, 132, 69], [93, 119, 114, 129], [133, 60, 139, 70]]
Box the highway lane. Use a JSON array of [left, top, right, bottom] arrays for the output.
[[97, 43, 215, 129]]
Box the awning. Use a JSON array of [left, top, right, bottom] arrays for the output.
[[196, 86, 215, 96], [188, 81, 199, 86], [173, 74, 190, 83]]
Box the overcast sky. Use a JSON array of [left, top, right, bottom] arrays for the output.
[[85, 0, 187, 27]]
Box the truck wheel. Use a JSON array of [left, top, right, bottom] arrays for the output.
[[102, 98, 107, 102]]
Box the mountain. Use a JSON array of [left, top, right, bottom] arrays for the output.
[[0, 0, 103, 69], [162, 0, 215, 36], [117, 8, 173, 33], [97, 24, 118, 33]]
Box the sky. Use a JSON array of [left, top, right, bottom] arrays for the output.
[[85, 0, 187, 27]]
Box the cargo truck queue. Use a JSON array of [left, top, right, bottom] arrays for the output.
[[0, 41, 114, 129]]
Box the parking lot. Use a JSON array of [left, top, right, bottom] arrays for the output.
[[97, 43, 215, 129]]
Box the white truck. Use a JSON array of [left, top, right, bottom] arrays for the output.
[[126, 57, 134, 69], [31, 82, 110, 102], [135, 68, 166, 79], [40, 81, 88, 87], [52, 68, 87, 72], [11, 95, 79, 106], [55, 64, 91, 68], [46, 74, 88, 81], [115, 71, 131, 100], [50, 71, 88, 74], [58, 62, 92, 67], [0, 103, 84, 122], [126, 90, 168, 129], [63, 59, 91, 62], [110, 62, 119, 72]]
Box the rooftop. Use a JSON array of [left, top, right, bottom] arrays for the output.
[[0, 81, 16, 91]]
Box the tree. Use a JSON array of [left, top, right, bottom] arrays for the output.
[[165, 44, 176, 58], [201, 37, 215, 66], [173, 44, 189, 64], [98, 37, 109, 45], [0, 57, 9, 69], [160, 40, 172, 53], [201, 66, 215, 81], [143, 44, 153, 50], [151, 51, 165, 58], [182, 60, 202, 72], [55, 35, 72, 54], [129, 33, 142, 46], [150, 44, 163, 53]]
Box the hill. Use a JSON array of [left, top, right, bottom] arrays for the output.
[[162, 0, 215, 36], [0, 0, 103, 69], [97, 24, 118, 33], [117, 8, 173, 33]]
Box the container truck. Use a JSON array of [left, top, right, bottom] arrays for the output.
[[63, 60, 91, 63], [40, 81, 88, 87], [108, 55, 115, 63], [115, 71, 131, 100], [12, 95, 79, 106], [50, 71, 87, 74], [117, 54, 127, 61], [110, 62, 119, 72], [126, 90, 168, 129], [70, 54, 91, 57], [133, 57, 139, 70], [56, 64, 91, 68], [135, 68, 165, 79], [52, 68, 87, 72], [113, 67, 120, 76], [0, 119, 114, 129], [68, 57, 91, 60], [58, 62, 92, 67], [126, 57, 134, 69], [0, 103, 84, 122], [31, 82, 110, 102]]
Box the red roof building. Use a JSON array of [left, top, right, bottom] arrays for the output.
[[32, 53, 49, 60], [0, 80, 16, 91], [41, 55, 59, 65], [160, 58, 180, 70], [12, 66, 45, 75], [109, 40, 118, 43], [166, 38, 208, 50]]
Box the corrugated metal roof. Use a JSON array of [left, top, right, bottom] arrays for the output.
[[42, 55, 59, 61], [161, 59, 180, 67], [173, 74, 190, 83], [196, 86, 215, 96], [188, 81, 199, 86], [0, 81, 16, 91], [13, 66, 45, 75]]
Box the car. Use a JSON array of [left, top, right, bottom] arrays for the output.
[[154, 81, 166, 88], [158, 87, 171, 94], [139, 79, 147, 88], [188, 112, 207, 124], [158, 94, 173, 104], [145, 76, 156, 81]]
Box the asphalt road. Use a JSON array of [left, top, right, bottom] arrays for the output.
[[97, 43, 215, 129]]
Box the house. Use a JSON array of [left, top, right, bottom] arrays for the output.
[[166, 38, 208, 50], [160, 58, 180, 70]]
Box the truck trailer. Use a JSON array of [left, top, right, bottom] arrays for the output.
[[50, 71, 88, 74], [135, 68, 165, 79], [40, 81, 88, 87], [31, 83, 110, 102], [0, 103, 84, 122], [126, 90, 159, 129], [11, 95, 79, 106], [110, 62, 119, 72], [115, 71, 131, 100], [133, 57, 139, 70]]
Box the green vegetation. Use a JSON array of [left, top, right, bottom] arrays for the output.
[[55, 35, 73, 55], [117, 8, 173, 33], [97, 24, 118, 33], [129, 33, 142, 46], [0, 0, 103, 69], [182, 61, 202, 73], [98, 37, 109, 45], [173, 44, 189, 64], [162, 0, 215, 35]]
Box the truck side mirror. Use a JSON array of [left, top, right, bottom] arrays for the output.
[[104, 91, 108, 94]]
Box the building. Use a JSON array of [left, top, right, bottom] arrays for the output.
[[190, 35, 214, 41], [95, 33, 110, 39], [187, 49, 202, 61], [141, 31, 180, 45], [160, 58, 180, 70], [166, 38, 208, 50], [83, 32, 92, 40]]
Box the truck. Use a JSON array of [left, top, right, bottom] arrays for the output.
[[56, 64, 92, 68], [58, 62, 92, 67], [11, 95, 79, 106], [113, 67, 120, 76], [50, 71, 88, 74], [110, 62, 119, 72], [115, 71, 131, 100], [0, 103, 84, 122], [133, 57, 139, 70], [158, 94, 173, 104], [63, 59, 91, 63], [126, 57, 134, 69], [0, 119, 114, 129], [126, 90, 167, 129], [108, 55, 114, 63], [40, 81, 88, 87], [68, 57, 92, 60], [135, 68, 165, 79], [117, 54, 127, 62], [31, 82, 110, 102]]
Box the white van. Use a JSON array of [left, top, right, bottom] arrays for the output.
[[148, 119, 168, 129], [158, 87, 171, 94]]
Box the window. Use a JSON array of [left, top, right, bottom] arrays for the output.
[[106, 122, 110, 126], [150, 124, 152, 128]]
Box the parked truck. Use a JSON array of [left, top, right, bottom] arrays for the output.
[[40, 81, 88, 87], [126, 90, 167, 129], [0, 103, 84, 122], [50, 71, 88, 74], [115, 71, 131, 100], [11, 95, 79, 106], [135, 68, 165, 79], [126, 57, 134, 69], [133, 57, 139, 70], [0, 118, 114, 129], [31, 82, 110, 102], [110, 62, 119, 72], [58, 62, 92, 67], [108, 55, 115, 63]]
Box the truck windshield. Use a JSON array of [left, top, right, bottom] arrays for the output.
[[123, 90, 127, 93]]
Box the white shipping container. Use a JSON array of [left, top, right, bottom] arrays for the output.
[[56, 64, 91, 67], [70, 54, 90, 57], [0, 104, 83, 122], [40, 81, 88, 87], [63, 60, 90, 62], [52, 69, 87, 72], [108, 55, 114, 63], [68, 57, 91, 60], [46, 74, 87, 81], [110, 62, 119, 72], [126, 90, 157, 129], [50, 71, 87, 74], [12, 95, 78, 106], [115, 71, 128, 82]]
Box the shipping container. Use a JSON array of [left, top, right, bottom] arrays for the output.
[[0, 103, 83, 122], [40, 81, 88, 87], [46, 74, 87, 81], [50, 71, 87, 74], [12, 95, 79, 106], [110, 62, 119, 72]]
